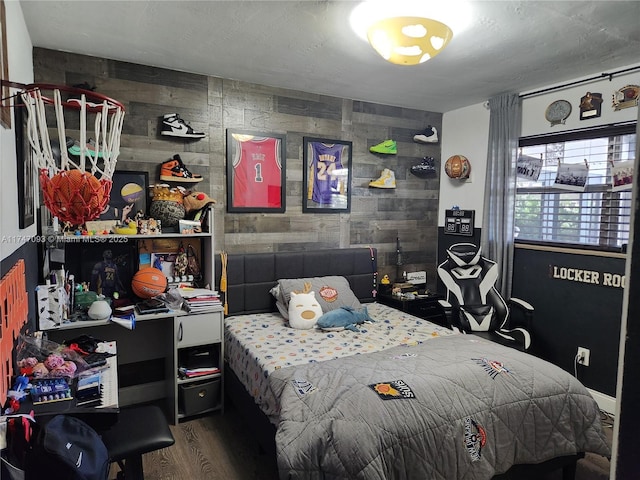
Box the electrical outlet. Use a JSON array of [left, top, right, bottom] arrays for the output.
[[577, 347, 590, 366]]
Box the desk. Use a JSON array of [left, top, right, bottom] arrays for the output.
[[377, 292, 448, 327], [44, 307, 224, 424]]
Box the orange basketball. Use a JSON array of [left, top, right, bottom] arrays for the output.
[[41, 169, 111, 224], [445, 155, 471, 179], [131, 267, 168, 299]]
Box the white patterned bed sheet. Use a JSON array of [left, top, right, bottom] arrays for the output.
[[224, 302, 455, 423]]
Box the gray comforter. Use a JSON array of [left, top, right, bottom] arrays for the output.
[[270, 335, 611, 480]]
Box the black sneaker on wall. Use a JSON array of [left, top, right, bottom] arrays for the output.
[[410, 157, 437, 178], [413, 125, 438, 144]]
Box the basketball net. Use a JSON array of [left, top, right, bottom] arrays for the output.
[[20, 84, 125, 225]]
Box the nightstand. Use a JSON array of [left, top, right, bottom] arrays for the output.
[[377, 291, 448, 327]]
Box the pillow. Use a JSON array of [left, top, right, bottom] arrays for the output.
[[288, 291, 323, 329], [272, 276, 362, 320]]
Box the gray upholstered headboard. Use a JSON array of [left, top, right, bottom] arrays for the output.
[[214, 248, 377, 316]]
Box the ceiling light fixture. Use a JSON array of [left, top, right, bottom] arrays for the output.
[[350, 1, 467, 66]]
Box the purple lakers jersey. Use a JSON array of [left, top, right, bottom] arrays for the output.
[[308, 142, 344, 204]]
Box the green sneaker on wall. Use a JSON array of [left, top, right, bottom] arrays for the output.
[[369, 139, 397, 155]]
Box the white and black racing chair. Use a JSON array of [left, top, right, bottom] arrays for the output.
[[437, 243, 533, 351]]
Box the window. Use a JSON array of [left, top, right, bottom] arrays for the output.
[[515, 125, 636, 250]]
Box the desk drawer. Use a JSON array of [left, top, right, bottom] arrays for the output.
[[179, 378, 221, 416], [177, 312, 222, 347]]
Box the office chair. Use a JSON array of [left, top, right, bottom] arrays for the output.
[[437, 243, 533, 351]]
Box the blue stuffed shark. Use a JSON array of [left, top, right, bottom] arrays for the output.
[[316, 306, 374, 332]]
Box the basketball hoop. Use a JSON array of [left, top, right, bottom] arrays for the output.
[[20, 83, 125, 225]]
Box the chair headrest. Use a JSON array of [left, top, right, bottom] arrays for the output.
[[446, 243, 482, 267]]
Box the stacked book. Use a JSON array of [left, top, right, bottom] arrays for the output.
[[178, 287, 222, 313]]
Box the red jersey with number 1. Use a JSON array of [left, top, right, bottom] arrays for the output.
[[232, 136, 282, 208]]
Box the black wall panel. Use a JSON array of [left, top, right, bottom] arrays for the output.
[[512, 246, 624, 396]]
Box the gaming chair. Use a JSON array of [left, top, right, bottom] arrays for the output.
[[437, 243, 533, 351]]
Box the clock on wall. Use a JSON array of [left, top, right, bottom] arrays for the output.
[[545, 100, 572, 126]]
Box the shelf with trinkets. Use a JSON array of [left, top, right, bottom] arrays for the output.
[[38, 204, 223, 424]]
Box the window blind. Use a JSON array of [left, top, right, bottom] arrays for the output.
[[516, 127, 636, 250]]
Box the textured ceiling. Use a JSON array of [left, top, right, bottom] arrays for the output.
[[19, 0, 640, 113]]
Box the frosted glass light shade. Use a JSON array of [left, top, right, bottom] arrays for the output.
[[367, 16, 453, 65]]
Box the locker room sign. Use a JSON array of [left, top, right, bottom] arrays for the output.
[[549, 264, 625, 289]]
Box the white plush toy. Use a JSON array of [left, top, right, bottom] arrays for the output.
[[288, 291, 323, 329]]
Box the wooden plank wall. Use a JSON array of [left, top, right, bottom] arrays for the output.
[[33, 48, 443, 290]]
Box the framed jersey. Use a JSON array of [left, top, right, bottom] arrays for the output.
[[302, 137, 352, 213], [226, 129, 286, 213]]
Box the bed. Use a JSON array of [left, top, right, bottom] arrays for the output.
[[216, 248, 610, 480]]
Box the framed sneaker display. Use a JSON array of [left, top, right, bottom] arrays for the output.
[[226, 129, 286, 213], [302, 137, 352, 213]]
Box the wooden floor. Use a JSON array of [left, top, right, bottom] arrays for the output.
[[126, 404, 613, 480], [131, 403, 279, 480]]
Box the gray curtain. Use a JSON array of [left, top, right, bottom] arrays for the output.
[[481, 93, 522, 298]]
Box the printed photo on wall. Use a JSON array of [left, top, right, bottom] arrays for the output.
[[302, 137, 352, 213], [516, 154, 543, 182], [553, 162, 589, 192], [612, 161, 634, 192], [226, 129, 286, 213]]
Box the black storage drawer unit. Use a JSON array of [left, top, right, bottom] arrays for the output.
[[179, 378, 221, 416]]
